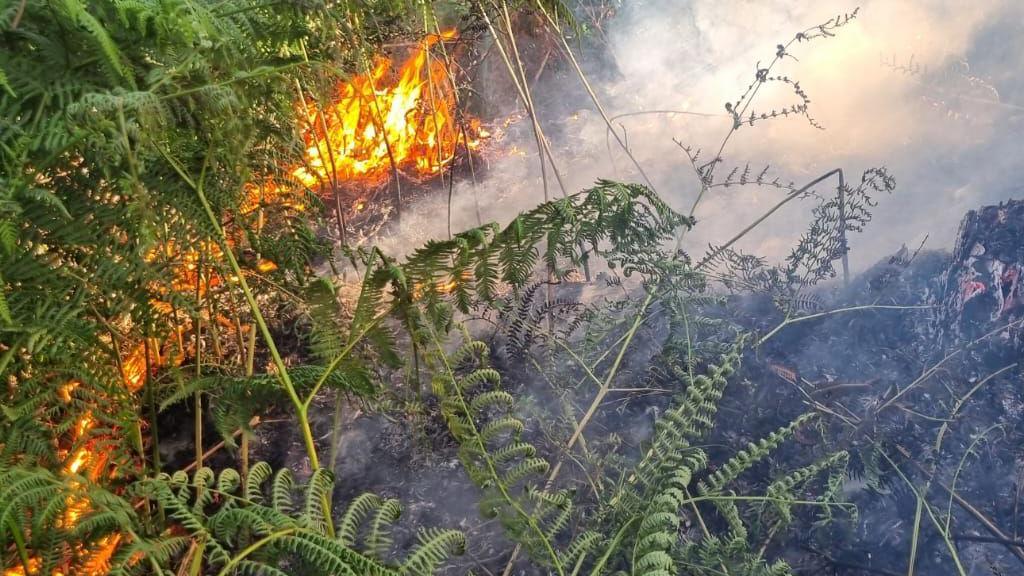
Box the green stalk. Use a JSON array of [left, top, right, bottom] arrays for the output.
[[6, 514, 31, 576], [755, 305, 933, 348], [241, 324, 256, 484], [0, 337, 23, 378], [678, 300, 730, 576], [302, 304, 394, 409], [878, 450, 967, 576], [245, 314, 257, 378], [215, 528, 298, 576], [428, 325, 565, 575], [159, 144, 321, 472], [504, 289, 657, 576], [694, 168, 844, 266], [189, 169, 336, 540], [188, 540, 205, 576], [550, 289, 656, 485], [933, 363, 1016, 453], [907, 491, 924, 575], [587, 516, 639, 576], [944, 424, 1002, 536]]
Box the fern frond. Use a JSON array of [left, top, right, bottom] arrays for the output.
[[399, 528, 466, 576]]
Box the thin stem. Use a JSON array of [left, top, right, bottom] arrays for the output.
[[241, 323, 257, 484], [877, 450, 967, 576], [880, 318, 1024, 411], [431, 9, 487, 240], [293, 80, 348, 247], [143, 339, 162, 474], [838, 180, 850, 286], [428, 324, 565, 575], [675, 18, 845, 248], [302, 304, 393, 410], [933, 363, 1016, 454], [214, 528, 298, 576], [345, 11, 404, 224], [587, 516, 639, 576], [695, 168, 844, 268], [155, 143, 321, 473], [755, 305, 933, 348], [545, 289, 655, 490], [182, 416, 262, 474], [536, 5, 657, 193], [907, 489, 924, 576], [804, 383, 1024, 567], [6, 515, 31, 575], [194, 251, 204, 469], [944, 424, 1003, 537]]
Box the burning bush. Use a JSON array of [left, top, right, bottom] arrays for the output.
[[3, 3, 1021, 576]]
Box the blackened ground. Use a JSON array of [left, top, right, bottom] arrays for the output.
[[251, 396, 513, 575], [723, 248, 1024, 576], [225, 242, 1023, 576]]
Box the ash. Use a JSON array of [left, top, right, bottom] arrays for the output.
[[245, 200, 1024, 576]]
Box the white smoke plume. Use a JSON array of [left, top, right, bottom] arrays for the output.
[[378, 0, 1024, 273]]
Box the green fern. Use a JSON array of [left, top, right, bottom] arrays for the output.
[[579, 341, 855, 576], [126, 464, 462, 575], [429, 335, 599, 575]]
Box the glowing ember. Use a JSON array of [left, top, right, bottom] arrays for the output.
[[241, 180, 307, 215], [292, 29, 480, 188], [34, 175, 295, 574], [20, 30, 483, 576]]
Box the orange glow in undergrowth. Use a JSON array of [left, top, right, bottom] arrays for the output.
[[14, 31, 483, 576], [27, 186, 290, 575], [5, 343, 154, 576], [145, 240, 225, 297], [292, 29, 481, 188], [241, 180, 307, 216], [23, 248, 230, 575]]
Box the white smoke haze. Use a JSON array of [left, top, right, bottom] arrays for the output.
[[376, 0, 1024, 275]]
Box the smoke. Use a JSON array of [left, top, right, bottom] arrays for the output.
[[376, 1, 1024, 274], [594, 0, 1022, 269]]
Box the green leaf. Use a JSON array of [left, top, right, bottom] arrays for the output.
[[16, 187, 70, 219], [0, 67, 14, 98], [0, 273, 11, 325]]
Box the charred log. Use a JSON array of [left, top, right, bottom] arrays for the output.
[[937, 199, 1024, 353]]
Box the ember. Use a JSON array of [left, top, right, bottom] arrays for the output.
[[939, 199, 1024, 346]]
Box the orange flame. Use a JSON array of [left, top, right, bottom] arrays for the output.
[[292, 29, 479, 188], [16, 31, 483, 576]]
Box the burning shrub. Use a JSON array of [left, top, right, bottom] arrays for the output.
[[8, 3, 1018, 576]]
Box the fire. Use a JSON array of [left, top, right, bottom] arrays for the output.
[[241, 180, 306, 215], [292, 29, 479, 188], [256, 259, 278, 273], [145, 240, 224, 297], [26, 165, 294, 576], [14, 30, 484, 576]]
